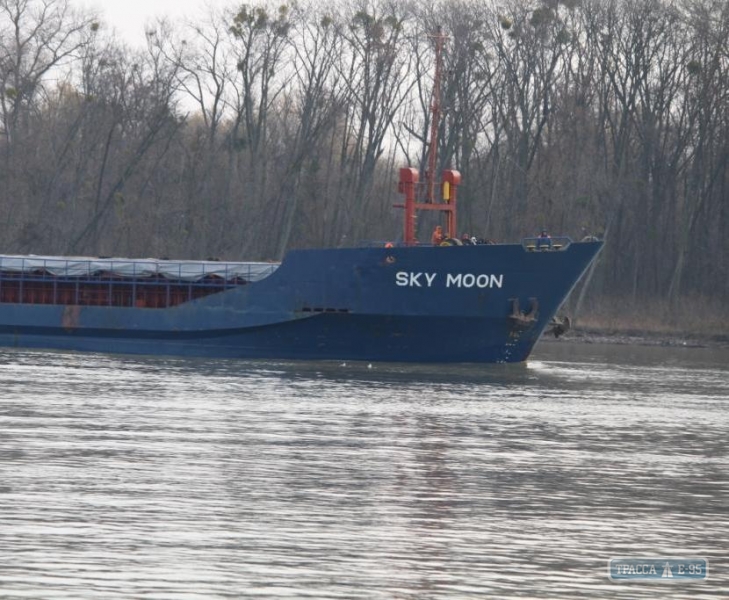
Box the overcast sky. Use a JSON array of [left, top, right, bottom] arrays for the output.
[[79, 0, 209, 46]]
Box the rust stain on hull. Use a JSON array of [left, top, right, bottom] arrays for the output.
[[62, 305, 81, 331]]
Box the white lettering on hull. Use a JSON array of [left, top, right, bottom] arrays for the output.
[[396, 271, 503, 288]]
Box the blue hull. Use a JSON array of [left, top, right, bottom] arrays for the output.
[[0, 242, 602, 363]]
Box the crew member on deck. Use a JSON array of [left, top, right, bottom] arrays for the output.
[[431, 225, 444, 246], [537, 229, 552, 250]]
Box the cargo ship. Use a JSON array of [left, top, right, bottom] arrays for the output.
[[0, 28, 602, 363], [0, 234, 601, 363]]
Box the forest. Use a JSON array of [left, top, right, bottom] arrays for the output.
[[1, 0, 728, 335]]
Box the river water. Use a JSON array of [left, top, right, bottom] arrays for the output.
[[0, 341, 727, 599]]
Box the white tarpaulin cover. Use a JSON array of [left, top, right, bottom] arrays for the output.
[[0, 254, 280, 282]]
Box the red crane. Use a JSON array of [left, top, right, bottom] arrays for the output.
[[396, 27, 461, 246]]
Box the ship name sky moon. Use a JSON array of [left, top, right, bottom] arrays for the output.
[[395, 271, 504, 289]]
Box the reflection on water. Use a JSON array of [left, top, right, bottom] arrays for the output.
[[0, 341, 727, 599]]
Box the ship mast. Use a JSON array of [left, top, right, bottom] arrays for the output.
[[396, 27, 461, 246], [426, 26, 447, 204]]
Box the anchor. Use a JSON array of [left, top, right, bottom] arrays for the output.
[[545, 315, 571, 338]]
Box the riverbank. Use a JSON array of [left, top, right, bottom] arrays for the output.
[[549, 326, 729, 350], [553, 296, 729, 349]]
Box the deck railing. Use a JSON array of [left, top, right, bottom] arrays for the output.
[[521, 236, 572, 252]]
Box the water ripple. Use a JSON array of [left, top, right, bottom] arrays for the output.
[[0, 342, 727, 598]]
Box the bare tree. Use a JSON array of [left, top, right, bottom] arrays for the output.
[[333, 0, 416, 242], [487, 0, 568, 238], [270, 4, 343, 258], [0, 0, 95, 145], [227, 1, 294, 255], [66, 25, 185, 255]]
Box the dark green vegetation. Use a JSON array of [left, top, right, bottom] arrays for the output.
[[1, 0, 727, 334]]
